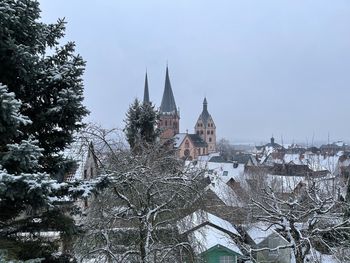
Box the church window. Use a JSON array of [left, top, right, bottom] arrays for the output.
[[84, 169, 87, 179], [209, 137, 212, 142], [185, 140, 190, 148], [184, 149, 190, 158], [211, 130, 214, 135], [207, 130, 210, 135]]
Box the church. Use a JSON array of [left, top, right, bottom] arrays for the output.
[[143, 66, 217, 160]]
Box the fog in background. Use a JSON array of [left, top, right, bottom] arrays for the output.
[[39, 0, 350, 145]]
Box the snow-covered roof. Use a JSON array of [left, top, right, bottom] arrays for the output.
[[194, 159, 245, 184], [245, 223, 276, 245], [245, 222, 289, 246], [173, 133, 187, 148], [304, 248, 341, 263], [262, 151, 343, 174], [264, 174, 304, 193], [63, 137, 89, 180], [178, 210, 240, 236], [190, 225, 243, 255], [209, 177, 242, 206], [197, 152, 220, 162]]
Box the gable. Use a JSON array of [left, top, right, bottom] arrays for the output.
[[201, 244, 241, 257], [190, 225, 242, 256]]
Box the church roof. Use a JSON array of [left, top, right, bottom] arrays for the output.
[[160, 66, 177, 114], [143, 72, 150, 104], [173, 133, 208, 148], [188, 134, 208, 148]]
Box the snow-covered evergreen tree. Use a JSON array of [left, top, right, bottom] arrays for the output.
[[124, 98, 160, 151], [0, 1, 94, 261], [0, 0, 88, 181]]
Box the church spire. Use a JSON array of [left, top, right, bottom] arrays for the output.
[[143, 71, 150, 104], [160, 66, 177, 114], [200, 97, 210, 126]]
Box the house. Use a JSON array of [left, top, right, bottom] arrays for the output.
[[187, 157, 249, 223], [64, 140, 98, 182], [178, 210, 243, 263], [245, 222, 292, 263]]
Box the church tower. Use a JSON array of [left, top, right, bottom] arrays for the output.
[[195, 98, 216, 153], [159, 66, 180, 141], [143, 71, 150, 104]]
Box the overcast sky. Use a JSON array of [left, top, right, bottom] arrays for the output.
[[39, 0, 350, 145]]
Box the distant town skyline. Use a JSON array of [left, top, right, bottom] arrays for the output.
[[39, 0, 350, 145]]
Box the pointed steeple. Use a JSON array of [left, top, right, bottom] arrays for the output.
[[160, 66, 177, 114], [200, 97, 210, 126], [143, 71, 150, 104]]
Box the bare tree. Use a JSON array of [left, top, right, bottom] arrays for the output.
[[74, 129, 206, 263], [251, 178, 350, 263]]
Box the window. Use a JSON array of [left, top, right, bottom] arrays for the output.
[[185, 140, 190, 148], [223, 171, 228, 176], [196, 131, 199, 135], [197, 148, 200, 155], [184, 149, 190, 157], [207, 130, 210, 135], [165, 120, 167, 126], [219, 255, 234, 263], [209, 137, 212, 142], [84, 169, 87, 179], [90, 167, 94, 178], [200, 130, 203, 135], [211, 130, 214, 135]]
